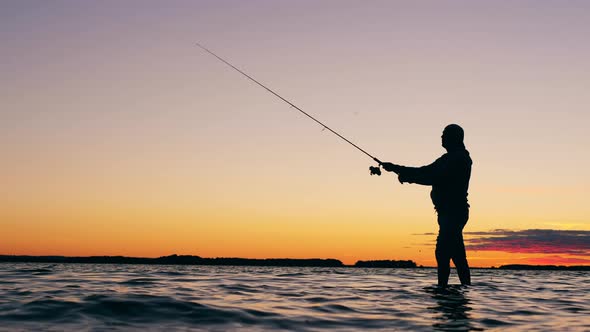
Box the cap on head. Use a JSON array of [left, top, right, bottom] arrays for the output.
[[442, 124, 464, 148]]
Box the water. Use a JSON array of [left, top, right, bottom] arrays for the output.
[[0, 263, 588, 331]]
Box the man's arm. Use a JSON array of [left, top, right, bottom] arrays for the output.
[[381, 157, 446, 186]]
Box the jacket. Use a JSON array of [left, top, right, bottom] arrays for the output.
[[398, 147, 472, 214]]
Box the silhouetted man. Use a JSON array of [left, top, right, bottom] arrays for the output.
[[381, 124, 472, 287]]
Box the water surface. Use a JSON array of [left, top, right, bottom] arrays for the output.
[[0, 263, 588, 331]]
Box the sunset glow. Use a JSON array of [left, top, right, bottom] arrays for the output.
[[2, 1, 589, 267]]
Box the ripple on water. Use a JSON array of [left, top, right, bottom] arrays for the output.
[[119, 278, 160, 286], [17, 268, 54, 275], [311, 304, 358, 313]]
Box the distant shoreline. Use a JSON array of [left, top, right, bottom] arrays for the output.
[[0, 255, 588, 270], [0, 255, 417, 268]]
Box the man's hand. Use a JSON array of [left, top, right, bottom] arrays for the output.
[[381, 162, 402, 174]]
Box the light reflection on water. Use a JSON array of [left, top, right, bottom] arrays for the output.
[[0, 263, 588, 331]]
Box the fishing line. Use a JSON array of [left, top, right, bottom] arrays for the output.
[[196, 42, 383, 174]]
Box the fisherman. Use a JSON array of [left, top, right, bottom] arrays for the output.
[[380, 124, 472, 287]]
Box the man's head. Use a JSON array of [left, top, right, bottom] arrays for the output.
[[442, 124, 465, 149]]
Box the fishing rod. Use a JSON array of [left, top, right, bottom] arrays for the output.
[[196, 42, 383, 176]]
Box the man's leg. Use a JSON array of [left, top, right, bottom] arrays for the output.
[[452, 239, 471, 285], [453, 257, 471, 285], [436, 251, 451, 287], [435, 228, 451, 287], [452, 218, 471, 285]]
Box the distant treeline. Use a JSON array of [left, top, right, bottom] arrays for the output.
[[0, 255, 342, 267], [0, 255, 418, 268], [498, 264, 590, 271], [354, 260, 417, 268]]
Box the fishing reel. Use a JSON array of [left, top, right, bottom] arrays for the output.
[[369, 157, 382, 176], [369, 166, 381, 176]]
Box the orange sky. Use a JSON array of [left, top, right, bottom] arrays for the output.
[[2, 1, 589, 266]]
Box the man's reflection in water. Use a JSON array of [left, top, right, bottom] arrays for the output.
[[426, 286, 481, 331]]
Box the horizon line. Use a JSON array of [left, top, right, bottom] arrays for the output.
[[2, 254, 589, 269]]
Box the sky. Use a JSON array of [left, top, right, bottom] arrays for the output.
[[2, 1, 589, 267]]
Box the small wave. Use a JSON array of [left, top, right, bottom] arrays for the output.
[[305, 296, 333, 303], [3, 298, 82, 322], [480, 318, 514, 326], [510, 309, 543, 316], [276, 291, 306, 297], [0, 294, 284, 326], [312, 304, 358, 313], [243, 308, 280, 317], [563, 306, 585, 313], [80, 294, 287, 326], [155, 271, 184, 276], [119, 278, 159, 286], [17, 268, 53, 274], [169, 278, 201, 283], [219, 283, 262, 293], [276, 272, 307, 277]]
